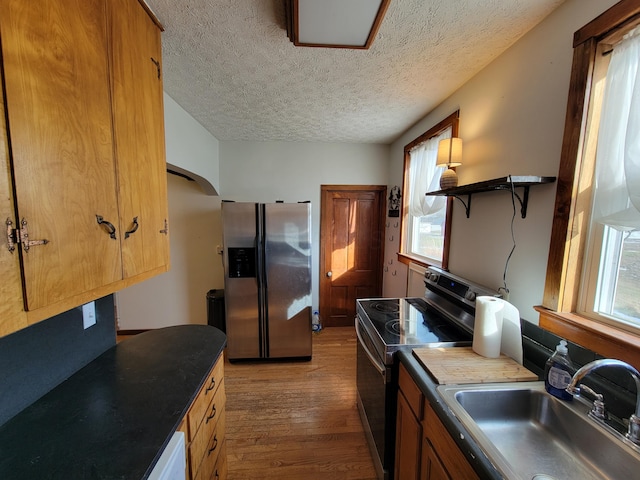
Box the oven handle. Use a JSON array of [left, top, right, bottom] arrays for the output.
[[355, 316, 386, 377]]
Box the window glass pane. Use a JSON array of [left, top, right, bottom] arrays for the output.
[[595, 229, 640, 326], [409, 212, 445, 260]]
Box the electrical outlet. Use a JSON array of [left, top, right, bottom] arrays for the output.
[[82, 301, 96, 329]]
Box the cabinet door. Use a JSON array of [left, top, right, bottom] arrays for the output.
[[109, 0, 169, 279], [395, 390, 422, 480], [421, 439, 451, 480], [0, 62, 27, 336], [0, 0, 122, 311]]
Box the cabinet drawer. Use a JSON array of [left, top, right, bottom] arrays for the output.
[[195, 438, 227, 480], [193, 410, 226, 480], [189, 380, 226, 476], [188, 357, 225, 441], [399, 363, 424, 419]]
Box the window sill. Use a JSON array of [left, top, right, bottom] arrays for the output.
[[397, 253, 439, 269], [535, 306, 640, 368]]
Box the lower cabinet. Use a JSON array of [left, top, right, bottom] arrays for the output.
[[179, 354, 227, 480], [421, 402, 479, 480], [395, 362, 479, 480], [395, 363, 424, 480]]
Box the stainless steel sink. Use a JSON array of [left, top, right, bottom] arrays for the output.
[[437, 382, 640, 480]]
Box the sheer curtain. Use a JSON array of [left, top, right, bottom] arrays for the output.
[[408, 129, 450, 219], [593, 26, 640, 230]]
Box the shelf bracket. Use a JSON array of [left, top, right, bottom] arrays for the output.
[[451, 195, 471, 218], [494, 185, 530, 218]]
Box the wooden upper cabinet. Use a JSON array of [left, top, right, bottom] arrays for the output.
[[0, 0, 169, 335], [0, 62, 28, 336], [0, 0, 122, 311], [108, 0, 170, 279]]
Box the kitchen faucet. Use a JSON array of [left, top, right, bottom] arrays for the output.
[[566, 358, 640, 445]]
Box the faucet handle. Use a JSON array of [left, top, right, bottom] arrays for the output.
[[579, 383, 607, 420]]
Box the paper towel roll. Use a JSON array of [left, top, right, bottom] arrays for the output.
[[472, 296, 523, 363], [499, 299, 522, 364], [472, 296, 504, 358]]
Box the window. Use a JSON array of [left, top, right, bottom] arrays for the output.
[[579, 26, 640, 332], [541, 2, 640, 364], [399, 111, 458, 268]]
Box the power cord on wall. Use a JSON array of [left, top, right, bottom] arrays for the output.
[[498, 175, 517, 301]]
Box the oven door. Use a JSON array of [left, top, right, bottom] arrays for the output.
[[356, 314, 394, 480]]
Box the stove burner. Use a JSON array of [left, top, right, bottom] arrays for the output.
[[372, 301, 400, 313], [385, 320, 401, 335]]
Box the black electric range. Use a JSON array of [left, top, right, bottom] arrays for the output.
[[355, 266, 499, 480]]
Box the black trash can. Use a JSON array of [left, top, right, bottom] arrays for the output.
[[206, 289, 226, 332]]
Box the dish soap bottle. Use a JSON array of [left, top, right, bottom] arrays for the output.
[[544, 339, 575, 401]]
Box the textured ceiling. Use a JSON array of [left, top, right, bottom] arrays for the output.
[[145, 0, 566, 144]]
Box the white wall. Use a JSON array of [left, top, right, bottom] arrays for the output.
[[383, 0, 619, 322], [219, 141, 390, 311]]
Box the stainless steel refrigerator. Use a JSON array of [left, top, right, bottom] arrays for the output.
[[222, 202, 312, 360]]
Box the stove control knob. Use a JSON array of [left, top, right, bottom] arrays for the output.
[[465, 290, 477, 302], [427, 272, 439, 282]]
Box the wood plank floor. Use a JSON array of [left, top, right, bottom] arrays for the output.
[[224, 327, 378, 480]]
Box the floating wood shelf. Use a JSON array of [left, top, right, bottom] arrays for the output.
[[425, 175, 556, 218]]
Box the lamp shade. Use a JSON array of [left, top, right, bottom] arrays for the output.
[[436, 137, 463, 167]]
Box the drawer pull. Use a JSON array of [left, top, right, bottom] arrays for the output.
[[207, 435, 218, 455], [206, 404, 217, 423], [205, 376, 216, 393]]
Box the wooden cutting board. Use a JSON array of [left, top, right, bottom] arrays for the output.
[[413, 347, 538, 384]]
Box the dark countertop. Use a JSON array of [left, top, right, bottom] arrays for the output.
[[0, 325, 227, 480], [397, 350, 503, 480]]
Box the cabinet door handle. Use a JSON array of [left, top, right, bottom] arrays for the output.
[[96, 215, 117, 239], [124, 216, 139, 239], [205, 376, 216, 393], [207, 435, 218, 455], [206, 404, 217, 423]]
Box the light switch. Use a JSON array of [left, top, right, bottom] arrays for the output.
[[82, 301, 97, 329]]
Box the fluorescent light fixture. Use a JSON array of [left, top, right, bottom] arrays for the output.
[[286, 0, 390, 49]]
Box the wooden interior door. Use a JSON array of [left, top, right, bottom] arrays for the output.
[[320, 185, 386, 327], [109, 0, 169, 278]]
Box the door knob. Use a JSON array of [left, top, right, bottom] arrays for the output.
[[326, 271, 332, 278]]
